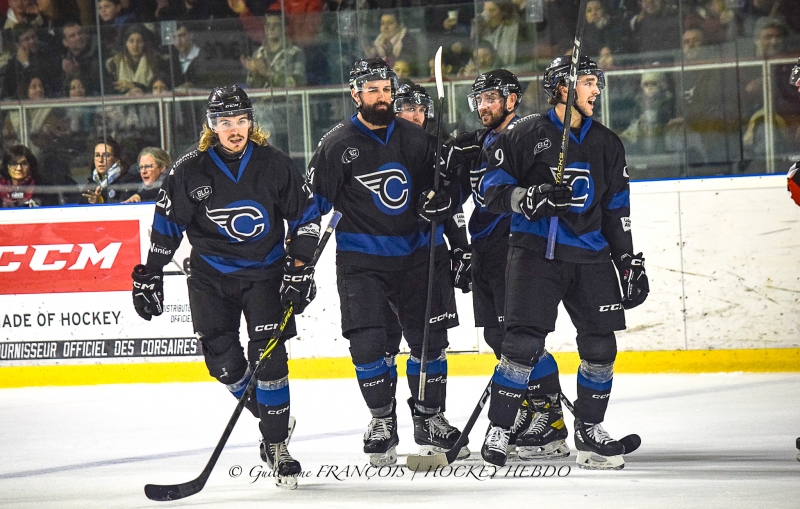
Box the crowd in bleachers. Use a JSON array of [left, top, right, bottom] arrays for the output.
[[0, 0, 798, 206]]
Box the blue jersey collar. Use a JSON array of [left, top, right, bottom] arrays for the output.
[[209, 141, 254, 183], [548, 108, 592, 144], [351, 114, 395, 146]]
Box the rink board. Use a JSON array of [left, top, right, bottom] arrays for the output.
[[0, 175, 798, 386]]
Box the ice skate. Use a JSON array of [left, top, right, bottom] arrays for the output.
[[507, 399, 533, 456], [408, 398, 470, 460], [363, 407, 399, 467], [574, 419, 625, 470], [260, 416, 296, 463], [517, 396, 570, 460], [481, 424, 510, 466], [262, 439, 302, 490]]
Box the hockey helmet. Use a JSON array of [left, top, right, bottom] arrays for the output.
[[394, 82, 434, 118], [791, 57, 800, 86], [206, 85, 254, 129], [543, 56, 606, 100], [467, 69, 522, 112], [349, 57, 399, 103]]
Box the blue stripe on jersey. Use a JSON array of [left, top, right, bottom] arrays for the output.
[[528, 352, 558, 381], [482, 168, 518, 194], [469, 211, 507, 240], [336, 223, 444, 257], [287, 203, 321, 233], [355, 358, 388, 380], [511, 215, 608, 252], [315, 194, 333, 216], [548, 108, 593, 144], [152, 213, 185, 238], [351, 115, 396, 146], [607, 189, 630, 210], [200, 241, 285, 273], [256, 384, 290, 406], [577, 371, 613, 392], [208, 142, 254, 183]]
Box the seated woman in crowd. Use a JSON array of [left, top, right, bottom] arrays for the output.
[[81, 136, 141, 204], [0, 144, 55, 207], [105, 24, 160, 95], [123, 146, 170, 203], [3, 76, 71, 162]]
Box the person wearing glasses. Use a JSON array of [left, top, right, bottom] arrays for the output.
[[81, 136, 141, 204], [0, 144, 55, 207], [122, 147, 170, 203]]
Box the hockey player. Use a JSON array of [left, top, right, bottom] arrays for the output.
[[308, 57, 468, 467], [448, 69, 569, 461], [130, 85, 320, 489], [479, 56, 649, 469], [788, 58, 800, 207]]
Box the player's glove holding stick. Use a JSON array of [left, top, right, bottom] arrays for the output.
[[132, 264, 164, 321], [450, 247, 472, 293], [517, 183, 573, 221], [615, 253, 649, 309], [417, 187, 457, 223], [280, 258, 316, 314]]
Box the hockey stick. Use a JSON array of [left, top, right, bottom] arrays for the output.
[[558, 391, 641, 454], [418, 46, 446, 402], [545, 0, 589, 260], [406, 380, 492, 471], [144, 211, 342, 501]]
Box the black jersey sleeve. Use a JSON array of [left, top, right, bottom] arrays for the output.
[[279, 153, 321, 264], [145, 154, 200, 270], [308, 131, 345, 217], [600, 136, 635, 261], [483, 130, 528, 216]]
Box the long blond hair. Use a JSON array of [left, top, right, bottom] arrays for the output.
[[198, 124, 271, 152]]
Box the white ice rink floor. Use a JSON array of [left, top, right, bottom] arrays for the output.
[[1, 373, 799, 508]]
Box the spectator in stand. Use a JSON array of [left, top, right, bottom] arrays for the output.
[[628, 0, 681, 59], [122, 146, 169, 203], [620, 71, 675, 155], [0, 144, 55, 207], [30, 0, 81, 35], [241, 12, 307, 88], [4, 0, 44, 29], [81, 136, 141, 204], [106, 24, 162, 95], [424, 2, 473, 72], [458, 40, 497, 78], [151, 76, 170, 93], [393, 59, 411, 80], [474, 1, 522, 68], [61, 21, 102, 96], [530, 0, 579, 63], [365, 11, 418, 73], [740, 0, 800, 38], [584, 0, 627, 67], [98, 0, 138, 55], [682, 0, 738, 46], [2, 26, 64, 99], [167, 23, 214, 89], [265, 0, 323, 47], [64, 76, 96, 134], [155, 0, 234, 21]]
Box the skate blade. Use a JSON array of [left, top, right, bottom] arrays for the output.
[[369, 447, 398, 467], [406, 451, 448, 471], [517, 440, 570, 461], [275, 475, 298, 490], [417, 444, 471, 460], [576, 450, 624, 470]]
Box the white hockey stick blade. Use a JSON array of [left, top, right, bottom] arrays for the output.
[[434, 46, 444, 99]]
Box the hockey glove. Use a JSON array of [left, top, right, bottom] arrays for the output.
[[445, 131, 482, 172], [518, 183, 573, 221], [132, 264, 164, 321], [616, 253, 649, 310], [450, 247, 472, 293], [280, 260, 316, 314], [416, 188, 456, 223]]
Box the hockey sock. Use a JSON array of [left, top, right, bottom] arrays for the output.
[[406, 351, 446, 414], [488, 355, 532, 428], [527, 350, 562, 398], [225, 365, 259, 418], [575, 360, 614, 423], [256, 375, 290, 444], [349, 327, 393, 416], [385, 353, 398, 396]]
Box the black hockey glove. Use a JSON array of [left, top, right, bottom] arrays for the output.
[[445, 132, 482, 171], [616, 253, 649, 310], [280, 260, 316, 314], [450, 247, 472, 293], [416, 188, 456, 223], [132, 264, 164, 321], [517, 183, 573, 221]]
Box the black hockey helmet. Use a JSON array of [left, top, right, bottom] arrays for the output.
[[543, 56, 606, 99], [349, 57, 399, 105], [467, 69, 522, 112], [393, 82, 434, 118], [206, 84, 254, 129], [791, 57, 800, 86]]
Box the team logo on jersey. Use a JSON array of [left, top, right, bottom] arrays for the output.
[[470, 165, 487, 207], [534, 139, 551, 154], [190, 186, 212, 202], [355, 163, 411, 215], [205, 200, 269, 242], [549, 163, 593, 212], [342, 147, 360, 164]]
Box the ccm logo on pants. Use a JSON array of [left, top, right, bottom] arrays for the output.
[[598, 304, 622, 312], [255, 323, 279, 332]]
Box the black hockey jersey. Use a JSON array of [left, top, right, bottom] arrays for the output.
[[484, 109, 634, 263], [145, 141, 320, 280], [309, 115, 446, 271]]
